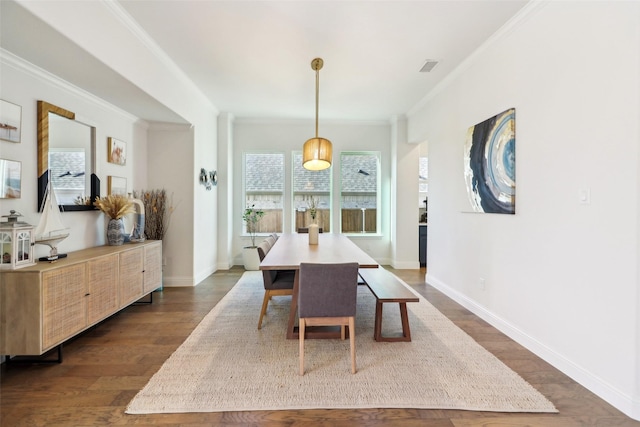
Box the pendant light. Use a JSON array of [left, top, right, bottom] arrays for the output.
[[302, 58, 333, 171]]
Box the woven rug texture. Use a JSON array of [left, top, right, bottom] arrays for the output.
[[126, 271, 557, 414]]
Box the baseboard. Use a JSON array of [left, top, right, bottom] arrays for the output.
[[426, 272, 639, 422], [162, 275, 195, 287], [375, 257, 391, 266], [195, 265, 217, 285], [217, 261, 232, 271], [390, 260, 421, 269]]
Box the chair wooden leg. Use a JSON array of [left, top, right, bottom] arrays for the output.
[[257, 290, 271, 329], [299, 318, 306, 375], [349, 316, 356, 374]]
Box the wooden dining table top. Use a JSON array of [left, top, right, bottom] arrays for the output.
[[260, 233, 379, 270], [259, 233, 378, 339]]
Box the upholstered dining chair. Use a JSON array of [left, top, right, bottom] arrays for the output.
[[298, 262, 359, 375], [257, 241, 295, 329], [264, 235, 276, 249]]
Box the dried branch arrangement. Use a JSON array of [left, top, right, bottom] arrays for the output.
[[308, 196, 317, 220], [134, 189, 175, 240], [74, 196, 93, 206], [94, 194, 135, 219]]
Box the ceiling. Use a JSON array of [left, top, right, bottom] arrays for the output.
[[2, 1, 529, 123]]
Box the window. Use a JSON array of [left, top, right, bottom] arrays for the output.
[[243, 153, 284, 234], [419, 156, 428, 207], [340, 152, 380, 234], [50, 149, 87, 205], [292, 152, 331, 232]]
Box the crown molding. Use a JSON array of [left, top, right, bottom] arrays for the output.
[[233, 117, 390, 127], [147, 122, 193, 132], [407, 0, 550, 117], [1, 48, 142, 123], [101, 0, 217, 112]]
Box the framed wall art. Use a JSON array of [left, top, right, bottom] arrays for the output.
[[0, 100, 22, 143], [0, 159, 22, 198], [107, 137, 126, 165], [464, 108, 516, 214], [107, 175, 127, 195]]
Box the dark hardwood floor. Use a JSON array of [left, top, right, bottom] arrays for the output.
[[1, 266, 638, 426]]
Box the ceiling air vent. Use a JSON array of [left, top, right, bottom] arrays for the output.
[[420, 59, 439, 73]]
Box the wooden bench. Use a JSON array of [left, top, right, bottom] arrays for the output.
[[358, 268, 420, 342]]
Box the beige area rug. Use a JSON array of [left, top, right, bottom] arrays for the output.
[[126, 271, 557, 414]]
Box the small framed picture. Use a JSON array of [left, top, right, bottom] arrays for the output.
[[107, 176, 127, 195], [107, 137, 126, 165], [0, 100, 22, 143], [0, 159, 21, 198]]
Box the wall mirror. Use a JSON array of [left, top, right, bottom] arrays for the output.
[[37, 100, 99, 211]]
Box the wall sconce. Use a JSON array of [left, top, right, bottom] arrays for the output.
[[199, 168, 217, 191]]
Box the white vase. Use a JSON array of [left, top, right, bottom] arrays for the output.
[[242, 246, 261, 270], [308, 223, 319, 245]]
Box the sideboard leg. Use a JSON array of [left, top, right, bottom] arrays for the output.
[[5, 344, 63, 365], [133, 292, 153, 305]]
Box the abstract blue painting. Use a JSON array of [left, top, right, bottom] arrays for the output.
[[464, 108, 516, 214]]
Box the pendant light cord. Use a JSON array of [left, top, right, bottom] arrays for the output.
[[315, 67, 319, 138]]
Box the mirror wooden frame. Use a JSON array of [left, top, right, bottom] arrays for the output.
[[37, 100, 100, 211]]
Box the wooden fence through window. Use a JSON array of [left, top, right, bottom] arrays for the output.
[[252, 208, 376, 234]]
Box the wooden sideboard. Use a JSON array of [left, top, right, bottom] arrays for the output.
[[0, 240, 162, 358]]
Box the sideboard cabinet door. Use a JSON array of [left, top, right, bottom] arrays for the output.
[[119, 247, 144, 306], [42, 263, 86, 351], [86, 254, 119, 325], [143, 241, 162, 294]]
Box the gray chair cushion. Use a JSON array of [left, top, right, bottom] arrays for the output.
[[257, 241, 271, 261], [265, 236, 276, 249], [298, 262, 359, 318], [267, 270, 295, 290], [257, 240, 294, 290]]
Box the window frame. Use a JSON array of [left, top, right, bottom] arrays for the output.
[[242, 151, 286, 236], [339, 151, 381, 235], [291, 151, 332, 233]]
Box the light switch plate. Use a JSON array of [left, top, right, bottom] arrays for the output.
[[579, 188, 591, 205]]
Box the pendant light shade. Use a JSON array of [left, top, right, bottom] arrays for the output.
[[303, 137, 332, 171], [303, 58, 332, 171]]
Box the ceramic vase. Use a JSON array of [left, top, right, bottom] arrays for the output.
[[242, 246, 261, 270], [308, 223, 319, 245], [107, 218, 125, 246]]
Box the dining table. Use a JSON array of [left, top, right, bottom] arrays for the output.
[[260, 233, 379, 339]]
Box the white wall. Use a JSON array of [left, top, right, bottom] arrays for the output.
[[231, 119, 393, 265], [217, 113, 235, 270], [145, 123, 194, 286], [408, 1, 640, 420], [390, 116, 420, 269], [193, 115, 218, 284], [146, 120, 217, 287], [0, 52, 148, 258]]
